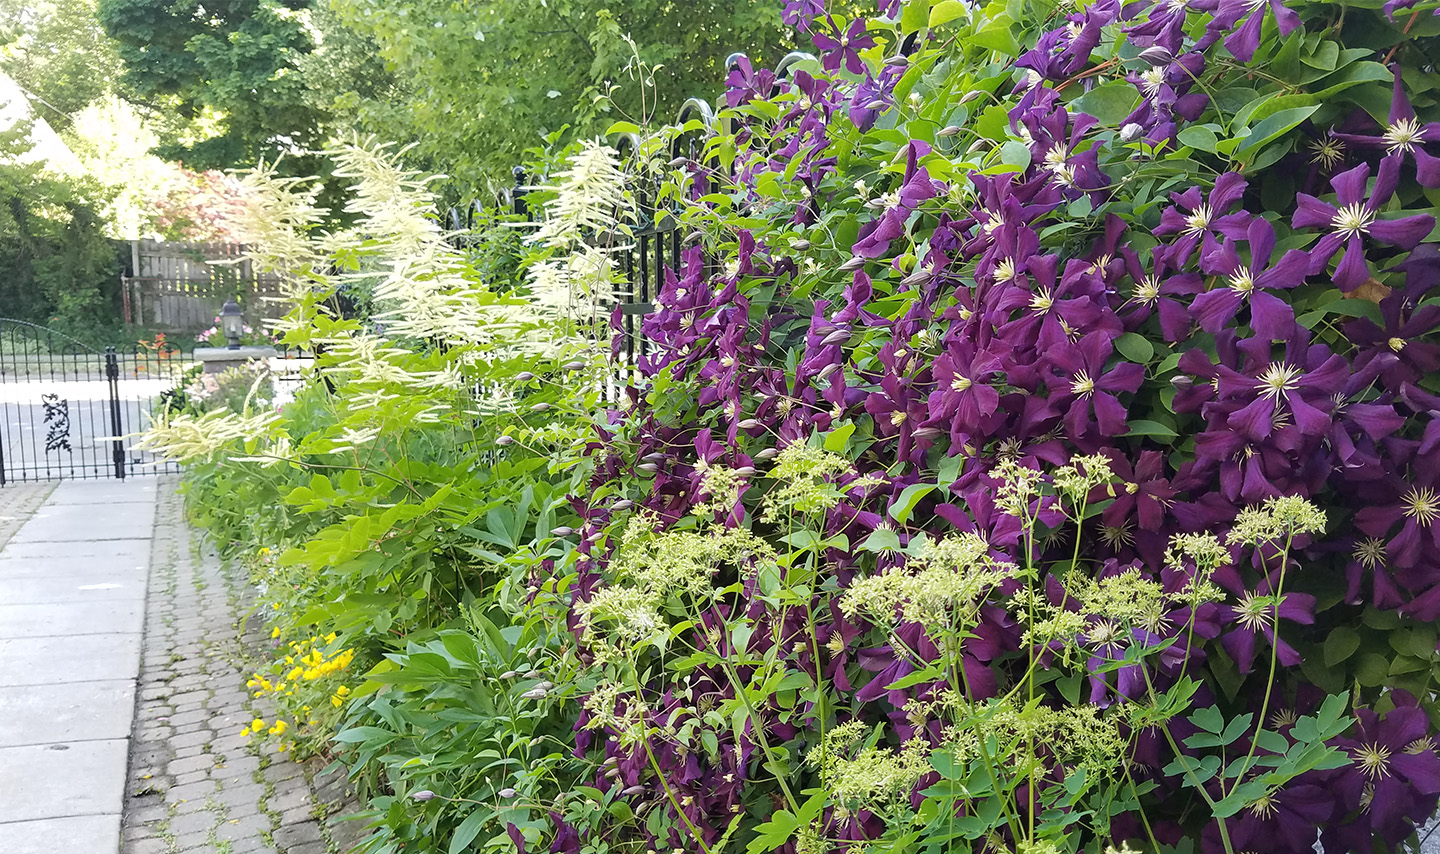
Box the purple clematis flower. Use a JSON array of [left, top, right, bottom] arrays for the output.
[[1154, 170, 1252, 267], [783, 0, 826, 32], [1204, 782, 1334, 854], [852, 142, 939, 258], [1216, 576, 1315, 674], [812, 16, 874, 75], [1292, 158, 1437, 292], [1322, 692, 1440, 852], [1334, 68, 1440, 188], [1346, 290, 1440, 390], [1355, 467, 1440, 570], [1116, 242, 1203, 342], [724, 56, 777, 108], [1045, 331, 1145, 442], [1207, 0, 1300, 62], [1191, 218, 1312, 333], [928, 341, 1004, 445]]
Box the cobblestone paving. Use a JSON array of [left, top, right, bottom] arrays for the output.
[[121, 484, 365, 854], [0, 481, 54, 546]]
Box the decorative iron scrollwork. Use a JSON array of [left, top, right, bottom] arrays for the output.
[[41, 393, 71, 453]]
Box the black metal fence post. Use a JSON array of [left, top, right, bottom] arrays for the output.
[[512, 167, 529, 217], [105, 347, 125, 480]]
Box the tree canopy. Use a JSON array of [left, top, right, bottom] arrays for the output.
[[96, 0, 324, 169], [313, 0, 794, 197]]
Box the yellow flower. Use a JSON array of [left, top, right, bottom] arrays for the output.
[[251, 718, 265, 731], [269, 720, 288, 736], [271, 626, 281, 639], [324, 632, 338, 643], [336, 685, 351, 697], [331, 696, 343, 707]]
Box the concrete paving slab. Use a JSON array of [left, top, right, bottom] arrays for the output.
[[0, 572, 148, 606], [0, 633, 140, 687], [9, 502, 156, 544], [0, 553, 149, 581], [2, 813, 119, 854], [0, 539, 151, 564], [0, 601, 144, 639], [0, 739, 129, 823], [0, 680, 136, 747], [47, 479, 159, 506]]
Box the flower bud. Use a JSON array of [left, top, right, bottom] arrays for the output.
[[637, 463, 659, 474], [821, 328, 852, 346], [1138, 45, 1173, 65], [937, 125, 961, 137], [737, 419, 762, 430], [496, 435, 515, 446], [1170, 375, 1194, 391], [622, 785, 646, 796], [412, 790, 436, 801], [612, 499, 635, 511], [530, 402, 551, 412], [515, 372, 536, 382], [790, 239, 811, 250], [864, 99, 888, 110], [756, 448, 780, 460], [521, 687, 548, 700], [733, 466, 756, 478], [498, 788, 517, 798], [642, 452, 666, 463], [839, 256, 866, 272], [959, 89, 985, 104], [500, 670, 518, 679], [551, 526, 574, 537], [1119, 123, 1144, 143], [562, 360, 586, 372], [884, 55, 909, 66]]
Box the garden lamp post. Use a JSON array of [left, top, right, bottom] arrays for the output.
[[220, 298, 243, 350]]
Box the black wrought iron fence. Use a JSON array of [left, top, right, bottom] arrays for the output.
[[0, 320, 189, 483]]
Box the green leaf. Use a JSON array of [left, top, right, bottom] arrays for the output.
[[1177, 125, 1218, 153], [971, 17, 1019, 53], [746, 811, 800, 854], [1354, 652, 1391, 687], [1234, 105, 1318, 160], [1115, 332, 1154, 364], [859, 527, 902, 553], [1125, 420, 1178, 439], [824, 423, 856, 452], [901, 0, 931, 32], [885, 665, 945, 690], [929, 0, 967, 26], [889, 483, 937, 524], [1069, 81, 1140, 126], [1000, 140, 1032, 170], [450, 810, 487, 854], [1323, 626, 1361, 667]]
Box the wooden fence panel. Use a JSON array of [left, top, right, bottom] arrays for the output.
[[124, 240, 288, 335]]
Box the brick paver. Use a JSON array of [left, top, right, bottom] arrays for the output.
[[0, 481, 54, 547], [121, 485, 365, 854]]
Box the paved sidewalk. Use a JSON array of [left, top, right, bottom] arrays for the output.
[[0, 478, 159, 853], [120, 483, 362, 854]]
